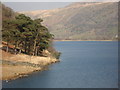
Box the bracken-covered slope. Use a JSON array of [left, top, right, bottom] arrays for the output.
[[21, 2, 118, 40]]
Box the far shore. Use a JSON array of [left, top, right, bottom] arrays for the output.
[[53, 40, 118, 41]]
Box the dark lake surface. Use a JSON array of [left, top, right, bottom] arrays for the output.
[[3, 41, 118, 88]]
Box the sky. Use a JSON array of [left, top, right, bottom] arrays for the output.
[[1, 0, 119, 2], [2, 0, 119, 12], [3, 2, 72, 12]]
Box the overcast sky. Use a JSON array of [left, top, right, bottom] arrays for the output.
[[2, 0, 119, 12], [3, 2, 72, 12]]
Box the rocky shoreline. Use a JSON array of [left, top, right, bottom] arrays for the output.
[[2, 50, 60, 81]]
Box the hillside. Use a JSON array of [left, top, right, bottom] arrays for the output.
[[2, 4, 17, 20], [21, 2, 118, 40]]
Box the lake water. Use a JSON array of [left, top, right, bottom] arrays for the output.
[[3, 41, 118, 88]]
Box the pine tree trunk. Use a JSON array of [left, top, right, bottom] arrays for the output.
[[24, 39, 27, 54], [14, 49, 17, 54], [35, 47, 38, 56], [28, 42, 31, 55], [6, 46, 8, 52], [19, 49, 21, 54], [33, 33, 38, 56], [14, 42, 17, 54], [6, 42, 9, 52], [33, 40, 36, 56]]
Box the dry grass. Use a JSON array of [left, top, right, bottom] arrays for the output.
[[1, 49, 59, 80], [2, 64, 41, 80]]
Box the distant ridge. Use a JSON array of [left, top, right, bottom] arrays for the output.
[[20, 2, 118, 40]]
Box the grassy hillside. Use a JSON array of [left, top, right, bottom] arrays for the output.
[[21, 2, 118, 40]]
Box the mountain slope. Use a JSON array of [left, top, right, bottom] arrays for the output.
[[21, 2, 118, 40], [2, 4, 18, 21]]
